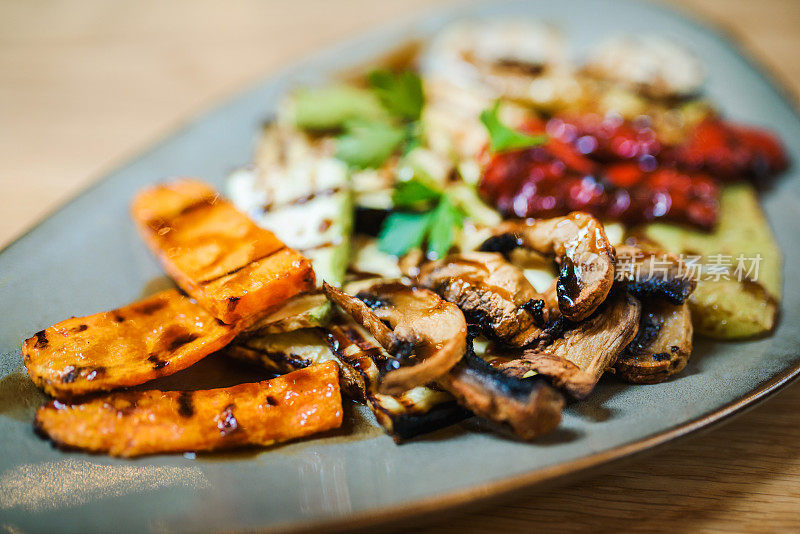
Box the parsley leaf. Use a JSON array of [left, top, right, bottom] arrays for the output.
[[368, 70, 424, 121], [335, 120, 405, 169], [378, 182, 465, 259], [391, 177, 441, 209], [426, 197, 464, 259], [480, 101, 548, 153], [377, 211, 432, 257]]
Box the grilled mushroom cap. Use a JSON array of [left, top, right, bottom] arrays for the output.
[[497, 350, 597, 399], [322, 282, 468, 395], [480, 212, 616, 322], [437, 337, 564, 441], [616, 300, 693, 384], [417, 252, 553, 346], [530, 290, 642, 380], [612, 243, 697, 383], [325, 318, 470, 441]]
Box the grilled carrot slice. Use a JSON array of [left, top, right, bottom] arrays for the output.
[[23, 289, 238, 400], [131, 179, 315, 324], [34, 361, 343, 457]]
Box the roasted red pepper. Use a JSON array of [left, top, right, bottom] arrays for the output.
[[479, 140, 719, 229], [478, 114, 786, 229], [544, 114, 787, 181], [666, 118, 788, 180]]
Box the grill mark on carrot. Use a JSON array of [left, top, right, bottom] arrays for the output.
[[226, 297, 240, 313], [131, 299, 167, 315], [166, 332, 199, 351], [196, 246, 289, 285], [177, 392, 195, 417], [60, 366, 80, 383], [144, 196, 217, 232], [32, 330, 48, 349], [147, 355, 169, 370]]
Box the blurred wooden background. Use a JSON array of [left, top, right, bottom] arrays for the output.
[[1, 0, 799, 531]]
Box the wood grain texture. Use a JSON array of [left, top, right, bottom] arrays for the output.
[[1, 0, 799, 531]]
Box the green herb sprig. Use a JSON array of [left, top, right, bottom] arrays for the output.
[[480, 101, 548, 153], [294, 70, 424, 169], [378, 178, 465, 259], [368, 70, 424, 121]]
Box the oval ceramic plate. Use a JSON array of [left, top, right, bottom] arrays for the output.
[[1, 1, 800, 532]]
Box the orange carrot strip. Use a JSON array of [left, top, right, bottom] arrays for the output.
[[34, 362, 343, 457], [131, 179, 315, 324]]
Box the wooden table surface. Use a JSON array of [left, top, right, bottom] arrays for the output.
[[2, 0, 799, 531]]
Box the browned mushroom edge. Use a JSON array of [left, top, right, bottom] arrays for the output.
[[479, 212, 616, 322], [615, 300, 693, 384], [417, 252, 552, 347], [615, 244, 696, 304], [437, 335, 564, 441], [325, 319, 471, 441], [497, 350, 598, 399], [322, 281, 467, 396], [527, 290, 642, 380]]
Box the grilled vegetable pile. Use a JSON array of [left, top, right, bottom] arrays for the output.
[[21, 19, 788, 452]]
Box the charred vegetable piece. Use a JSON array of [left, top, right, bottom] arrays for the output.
[[230, 328, 336, 373], [497, 351, 597, 399], [417, 252, 552, 346], [323, 282, 468, 395], [640, 184, 781, 339], [616, 301, 693, 384], [228, 328, 364, 399], [437, 337, 564, 441], [615, 244, 696, 304], [34, 361, 342, 457], [228, 126, 355, 289], [131, 179, 315, 325], [23, 289, 238, 400], [229, 313, 468, 441], [480, 213, 616, 321], [530, 291, 641, 380], [581, 35, 705, 99], [326, 319, 469, 441]]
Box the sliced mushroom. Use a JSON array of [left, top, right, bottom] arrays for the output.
[[615, 244, 696, 304], [530, 290, 641, 380], [322, 282, 468, 395], [325, 318, 470, 441], [615, 300, 693, 384], [417, 252, 553, 346], [480, 212, 616, 321], [437, 337, 564, 441], [497, 350, 597, 399]]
